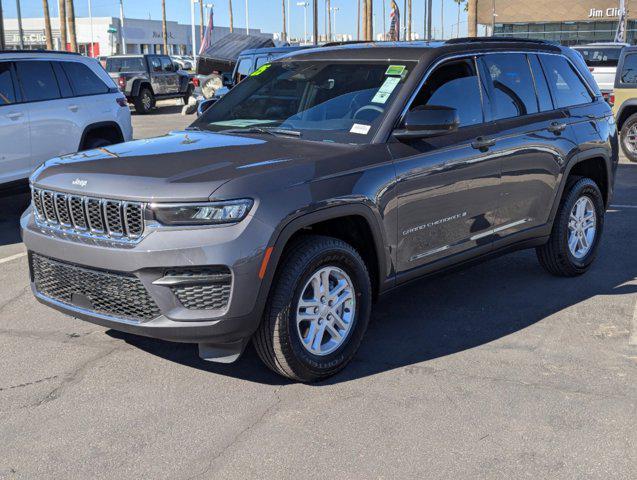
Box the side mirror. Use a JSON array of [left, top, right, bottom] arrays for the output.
[[393, 106, 459, 140]]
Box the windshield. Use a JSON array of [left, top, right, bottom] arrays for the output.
[[574, 47, 623, 67], [106, 57, 146, 73], [195, 60, 415, 144]]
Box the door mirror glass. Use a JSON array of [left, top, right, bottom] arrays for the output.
[[393, 106, 459, 139]]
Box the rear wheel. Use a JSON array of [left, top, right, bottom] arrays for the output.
[[536, 177, 605, 277], [133, 87, 154, 114], [253, 235, 372, 382], [620, 113, 637, 162]]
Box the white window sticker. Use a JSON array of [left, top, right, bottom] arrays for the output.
[[372, 76, 401, 104], [350, 123, 371, 135]]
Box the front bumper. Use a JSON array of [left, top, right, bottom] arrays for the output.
[[22, 208, 274, 345]]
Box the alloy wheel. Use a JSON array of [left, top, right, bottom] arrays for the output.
[[567, 196, 597, 259]]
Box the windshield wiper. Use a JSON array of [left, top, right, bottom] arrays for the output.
[[220, 127, 302, 138]]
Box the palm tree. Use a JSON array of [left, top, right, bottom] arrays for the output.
[[281, 0, 286, 42], [58, 0, 67, 50], [65, 0, 77, 52], [453, 0, 466, 38], [161, 0, 168, 54], [366, 0, 373, 40], [407, 0, 412, 41], [467, 0, 477, 37], [199, 0, 204, 43], [228, 0, 234, 33], [42, 0, 54, 49]]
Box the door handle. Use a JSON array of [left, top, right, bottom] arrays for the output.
[[548, 121, 567, 134], [68, 104, 79, 112], [6, 112, 23, 120], [471, 137, 496, 151]]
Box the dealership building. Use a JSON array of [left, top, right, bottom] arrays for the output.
[[2, 16, 270, 56], [478, 0, 637, 45]]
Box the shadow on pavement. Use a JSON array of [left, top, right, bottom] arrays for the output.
[[0, 188, 30, 247], [108, 166, 637, 385], [131, 104, 185, 116]]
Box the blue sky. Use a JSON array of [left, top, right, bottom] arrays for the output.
[[3, 0, 470, 39]]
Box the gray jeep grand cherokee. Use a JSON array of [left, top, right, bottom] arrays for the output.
[[22, 39, 618, 382]]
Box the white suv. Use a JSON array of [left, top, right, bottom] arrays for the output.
[[0, 51, 132, 187]]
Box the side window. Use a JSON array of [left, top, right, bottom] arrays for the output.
[[528, 55, 554, 112], [51, 62, 74, 98], [15, 61, 61, 103], [0, 62, 16, 105], [483, 53, 539, 120], [160, 56, 173, 72], [255, 56, 269, 69], [150, 56, 162, 73], [410, 58, 484, 128], [619, 53, 637, 85], [539, 54, 593, 108], [234, 57, 252, 83], [62, 62, 110, 96]]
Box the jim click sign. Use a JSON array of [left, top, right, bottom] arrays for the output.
[[588, 7, 623, 18]]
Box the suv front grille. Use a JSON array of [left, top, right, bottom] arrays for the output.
[[31, 253, 161, 322], [163, 268, 232, 311], [32, 188, 145, 241]]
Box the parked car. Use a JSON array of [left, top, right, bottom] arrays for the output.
[[23, 38, 617, 382], [0, 50, 132, 188], [612, 45, 637, 162], [573, 42, 628, 101], [197, 45, 311, 116], [171, 55, 193, 71], [105, 54, 193, 114]]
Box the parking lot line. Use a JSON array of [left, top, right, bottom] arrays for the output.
[[631, 297, 637, 346], [0, 252, 27, 265]]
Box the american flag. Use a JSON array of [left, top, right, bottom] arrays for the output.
[[199, 8, 214, 55], [389, 0, 400, 41]]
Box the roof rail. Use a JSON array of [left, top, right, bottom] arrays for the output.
[[446, 37, 556, 46], [0, 49, 82, 55]]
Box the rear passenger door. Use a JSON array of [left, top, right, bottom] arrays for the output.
[[477, 52, 577, 241], [0, 61, 31, 184]]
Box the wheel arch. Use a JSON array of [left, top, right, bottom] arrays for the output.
[[131, 79, 153, 97], [615, 100, 637, 131], [78, 121, 125, 151]]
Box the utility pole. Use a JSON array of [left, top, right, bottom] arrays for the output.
[[88, 0, 95, 55], [66, 0, 77, 52], [190, 0, 196, 58], [199, 0, 204, 43], [312, 0, 318, 45], [162, 0, 168, 54], [331, 6, 339, 40], [119, 0, 126, 53], [228, 0, 233, 32], [42, 0, 54, 49], [407, 0, 411, 41], [245, 0, 249, 35], [366, 0, 372, 41], [467, 0, 477, 37], [297, 2, 308, 44], [0, 0, 5, 50], [440, 0, 444, 39], [58, 0, 66, 50], [357, 0, 361, 40], [16, 0, 24, 48], [427, 0, 432, 39], [281, 0, 286, 41], [326, 0, 331, 41], [381, 0, 385, 40]]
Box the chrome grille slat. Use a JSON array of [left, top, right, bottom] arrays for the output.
[[31, 188, 145, 243]]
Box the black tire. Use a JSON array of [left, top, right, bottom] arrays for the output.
[[183, 84, 194, 105], [81, 137, 110, 151], [253, 235, 372, 383], [536, 177, 605, 277], [133, 87, 155, 114], [620, 113, 637, 162]]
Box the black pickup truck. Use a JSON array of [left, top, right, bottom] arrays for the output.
[[106, 54, 193, 114]]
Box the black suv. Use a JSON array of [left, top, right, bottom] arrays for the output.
[[105, 54, 193, 113], [24, 39, 618, 382]]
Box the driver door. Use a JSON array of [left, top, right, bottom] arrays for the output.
[[391, 56, 501, 274]]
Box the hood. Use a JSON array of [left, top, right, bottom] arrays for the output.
[[31, 130, 354, 202]]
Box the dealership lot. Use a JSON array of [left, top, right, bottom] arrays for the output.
[[1, 108, 636, 479]]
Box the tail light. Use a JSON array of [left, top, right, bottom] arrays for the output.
[[117, 76, 126, 89], [589, 67, 595, 72], [609, 93, 615, 106], [192, 77, 200, 88], [116, 97, 128, 107]]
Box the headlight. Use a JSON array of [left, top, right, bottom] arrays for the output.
[[151, 199, 253, 226]]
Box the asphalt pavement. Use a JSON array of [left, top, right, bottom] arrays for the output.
[[0, 105, 635, 479]]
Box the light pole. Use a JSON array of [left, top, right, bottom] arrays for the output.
[[88, 0, 94, 56], [330, 6, 339, 41], [191, 0, 197, 60], [245, 0, 249, 35], [16, 0, 25, 49], [119, 0, 126, 54], [297, 1, 309, 44]]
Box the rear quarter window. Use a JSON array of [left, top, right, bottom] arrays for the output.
[[539, 55, 593, 109], [619, 53, 637, 85]]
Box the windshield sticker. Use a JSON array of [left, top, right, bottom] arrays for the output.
[[210, 119, 275, 127], [385, 65, 406, 76], [250, 64, 271, 76], [372, 77, 401, 104], [350, 123, 371, 135]]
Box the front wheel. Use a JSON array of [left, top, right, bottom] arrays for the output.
[[536, 177, 605, 277], [253, 235, 372, 382], [620, 113, 637, 162]]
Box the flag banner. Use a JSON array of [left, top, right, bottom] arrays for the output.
[[199, 8, 214, 55], [615, 0, 627, 43], [389, 0, 400, 41]]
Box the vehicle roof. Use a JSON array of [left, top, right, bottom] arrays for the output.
[[573, 43, 629, 48], [107, 54, 146, 58], [278, 37, 563, 63], [239, 45, 311, 56]]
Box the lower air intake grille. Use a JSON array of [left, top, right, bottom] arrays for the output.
[[31, 254, 161, 322], [164, 268, 232, 310]]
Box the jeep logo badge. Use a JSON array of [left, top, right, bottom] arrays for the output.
[[72, 178, 88, 188]]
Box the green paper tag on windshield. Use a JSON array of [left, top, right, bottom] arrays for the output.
[[385, 65, 406, 76], [250, 64, 271, 77]]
